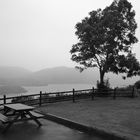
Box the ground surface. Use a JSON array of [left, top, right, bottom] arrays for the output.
[[0, 119, 102, 140], [38, 97, 140, 140]]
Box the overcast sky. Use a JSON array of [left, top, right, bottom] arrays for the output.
[[0, 0, 140, 71]]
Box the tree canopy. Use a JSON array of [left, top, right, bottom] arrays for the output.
[[70, 0, 140, 86]]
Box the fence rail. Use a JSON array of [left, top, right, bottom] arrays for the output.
[[0, 87, 136, 107]]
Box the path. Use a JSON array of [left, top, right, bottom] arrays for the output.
[[0, 119, 103, 140]]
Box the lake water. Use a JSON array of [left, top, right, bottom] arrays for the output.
[[0, 84, 94, 98]]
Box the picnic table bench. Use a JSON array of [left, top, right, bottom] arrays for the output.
[[0, 113, 9, 123], [0, 103, 45, 133]]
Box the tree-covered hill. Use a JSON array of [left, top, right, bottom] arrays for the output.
[[0, 85, 27, 94]]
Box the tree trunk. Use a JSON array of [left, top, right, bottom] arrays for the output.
[[99, 70, 105, 85]]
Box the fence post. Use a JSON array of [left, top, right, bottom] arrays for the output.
[[3, 95, 6, 104], [113, 88, 116, 100], [39, 91, 42, 106], [132, 86, 135, 98], [91, 87, 94, 100], [73, 88, 75, 103]]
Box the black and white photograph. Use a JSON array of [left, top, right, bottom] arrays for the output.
[[0, 0, 140, 139]]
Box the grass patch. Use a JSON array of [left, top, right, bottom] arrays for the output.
[[38, 97, 140, 140]]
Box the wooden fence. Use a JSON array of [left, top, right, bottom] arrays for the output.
[[0, 87, 136, 107]]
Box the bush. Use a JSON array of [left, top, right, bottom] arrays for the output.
[[135, 80, 140, 89], [97, 79, 110, 90], [117, 85, 134, 91], [96, 79, 111, 97]]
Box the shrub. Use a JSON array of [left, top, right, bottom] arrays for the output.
[[134, 80, 140, 89], [96, 79, 111, 97], [96, 79, 110, 90]]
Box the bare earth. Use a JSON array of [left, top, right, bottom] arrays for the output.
[[38, 97, 140, 140]]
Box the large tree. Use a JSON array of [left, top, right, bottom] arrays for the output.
[[70, 0, 140, 87]]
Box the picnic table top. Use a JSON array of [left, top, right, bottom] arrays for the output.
[[4, 103, 34, 111]]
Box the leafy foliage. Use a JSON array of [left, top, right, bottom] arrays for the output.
[[134, 80, 140, 89], [70, 0, 140, 87]]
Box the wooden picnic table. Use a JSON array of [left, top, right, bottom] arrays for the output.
[[0, 103, 44, 133]]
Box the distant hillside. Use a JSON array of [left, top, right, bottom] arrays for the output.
[[0, 66, 32, 79], [0, 66, 40, 86], [0, 66, 139, 87], [0, 85, 27, 94], [33, 66, 140, 87], [0, 66, 98, 86], [33, 66, 98, 84]]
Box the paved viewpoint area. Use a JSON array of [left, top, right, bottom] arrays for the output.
[[0, 119, 103, 140]]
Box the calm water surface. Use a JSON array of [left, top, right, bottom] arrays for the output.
[[0, 84, 94, 97]]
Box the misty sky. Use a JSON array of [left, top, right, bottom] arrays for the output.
[[0, 0, 140, 71]]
